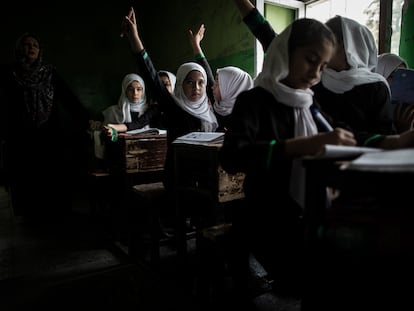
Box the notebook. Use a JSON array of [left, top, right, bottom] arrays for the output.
[[173, 131, 225, 145], [345, 148, 414, 172]]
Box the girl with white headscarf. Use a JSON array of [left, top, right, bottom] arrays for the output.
[[120, 7, 218, 189], [172, 62, 217, 132], [96, 73, 158, 158], [153, 70, 176, 129], [187, 24, 253, 132], [213, 66, 253, 131], [219, 17, 355, 296], [102, 73, 151, 127], [238, 6, 397, 144], [312, 16, 395, 139], [158, 70, 176, 93]]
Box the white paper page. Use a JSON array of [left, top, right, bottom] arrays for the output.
[[346, 148, 414, 172], [175, 132, 224, 142], [318, 144, 382, 159]]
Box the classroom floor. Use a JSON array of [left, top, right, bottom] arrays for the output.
[[0, 186, 300, 311]]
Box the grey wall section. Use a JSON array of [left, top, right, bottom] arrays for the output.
[[0, 0, 254, 118]]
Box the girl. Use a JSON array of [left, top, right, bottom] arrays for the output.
[[212, 66, 253, 132], [103, 73, 159, 137], [233, 1, 414, 149], [187, 24, 254, 132], [219, 17, 353, 297], [314, 15, 394, 139], [120, 7, 218, 190]]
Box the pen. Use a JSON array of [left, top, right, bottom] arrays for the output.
[[311, 106, 334, 132]]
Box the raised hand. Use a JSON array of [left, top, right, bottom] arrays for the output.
[[120, 7, 143, 53], [188, 24, 205, 55]]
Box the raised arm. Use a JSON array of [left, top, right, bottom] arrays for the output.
[[232, 0, 277, 52], [233, 0, 255, 18], [187, 24, 215, 103], [188, 24, 205, 57], [120, 6, 174, 126], [121, 7, 144, 54]]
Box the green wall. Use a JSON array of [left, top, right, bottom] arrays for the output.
[[136, 1, 255, 80], [0, 0, 254, 118], [399, 0, 414, 68], [265, 3, 295, 34]]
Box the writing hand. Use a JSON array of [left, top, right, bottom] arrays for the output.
[[322, 128, 356, 146]]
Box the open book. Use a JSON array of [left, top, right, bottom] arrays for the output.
[[316, 144, 382, 159], [125, 128, 167, 135], [344, 148, 414, 172], [173, 131, 225, 144]]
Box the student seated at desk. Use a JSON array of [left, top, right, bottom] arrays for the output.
[[120, 6, 218, 190], [234, 0, 395, 144], [90, 73, 160, 169], [220, 9, 414, 298], [102, 73, 161, 139], [237, 0, 414, 148], [228, 1, 414, 302], [219, 16, 352, 297], [187, 24, 254, 132], [150, 70, 176, 130], [211, 66, 253, 132]]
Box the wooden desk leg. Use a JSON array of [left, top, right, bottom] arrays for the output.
[[302, 162, 331, 311], [175, 190, 188, 268]]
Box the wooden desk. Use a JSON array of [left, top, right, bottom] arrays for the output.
[[100, 133, 167, 251], [302, 156, 414, 310], [108, 133, 167, 173], [172, 140, 245, 264], [105, 133, 167, 184]]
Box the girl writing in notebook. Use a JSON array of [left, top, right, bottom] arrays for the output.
[[219, 16, 355, 298]]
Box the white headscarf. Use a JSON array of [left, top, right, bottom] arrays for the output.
[[254, 21, 319, 209], [158, 70, 176, 93], [103, 73, 148, 123], [375, 53, 408, 80], [173, 62, 218, 132], [213, 66, 253, 116], [321, 16, 389, 94], [254, 24, 318, 138]]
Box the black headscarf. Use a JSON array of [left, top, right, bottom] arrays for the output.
[[12, 32, 55, 127]]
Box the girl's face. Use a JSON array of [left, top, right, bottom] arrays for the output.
[[283, 39, 334, 90], [182, 70, 205, 102], [160, 75, 173, 94], [126, 81, 144, 103], [21, 36, 40, 64], [212, 73, 221, 101]]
